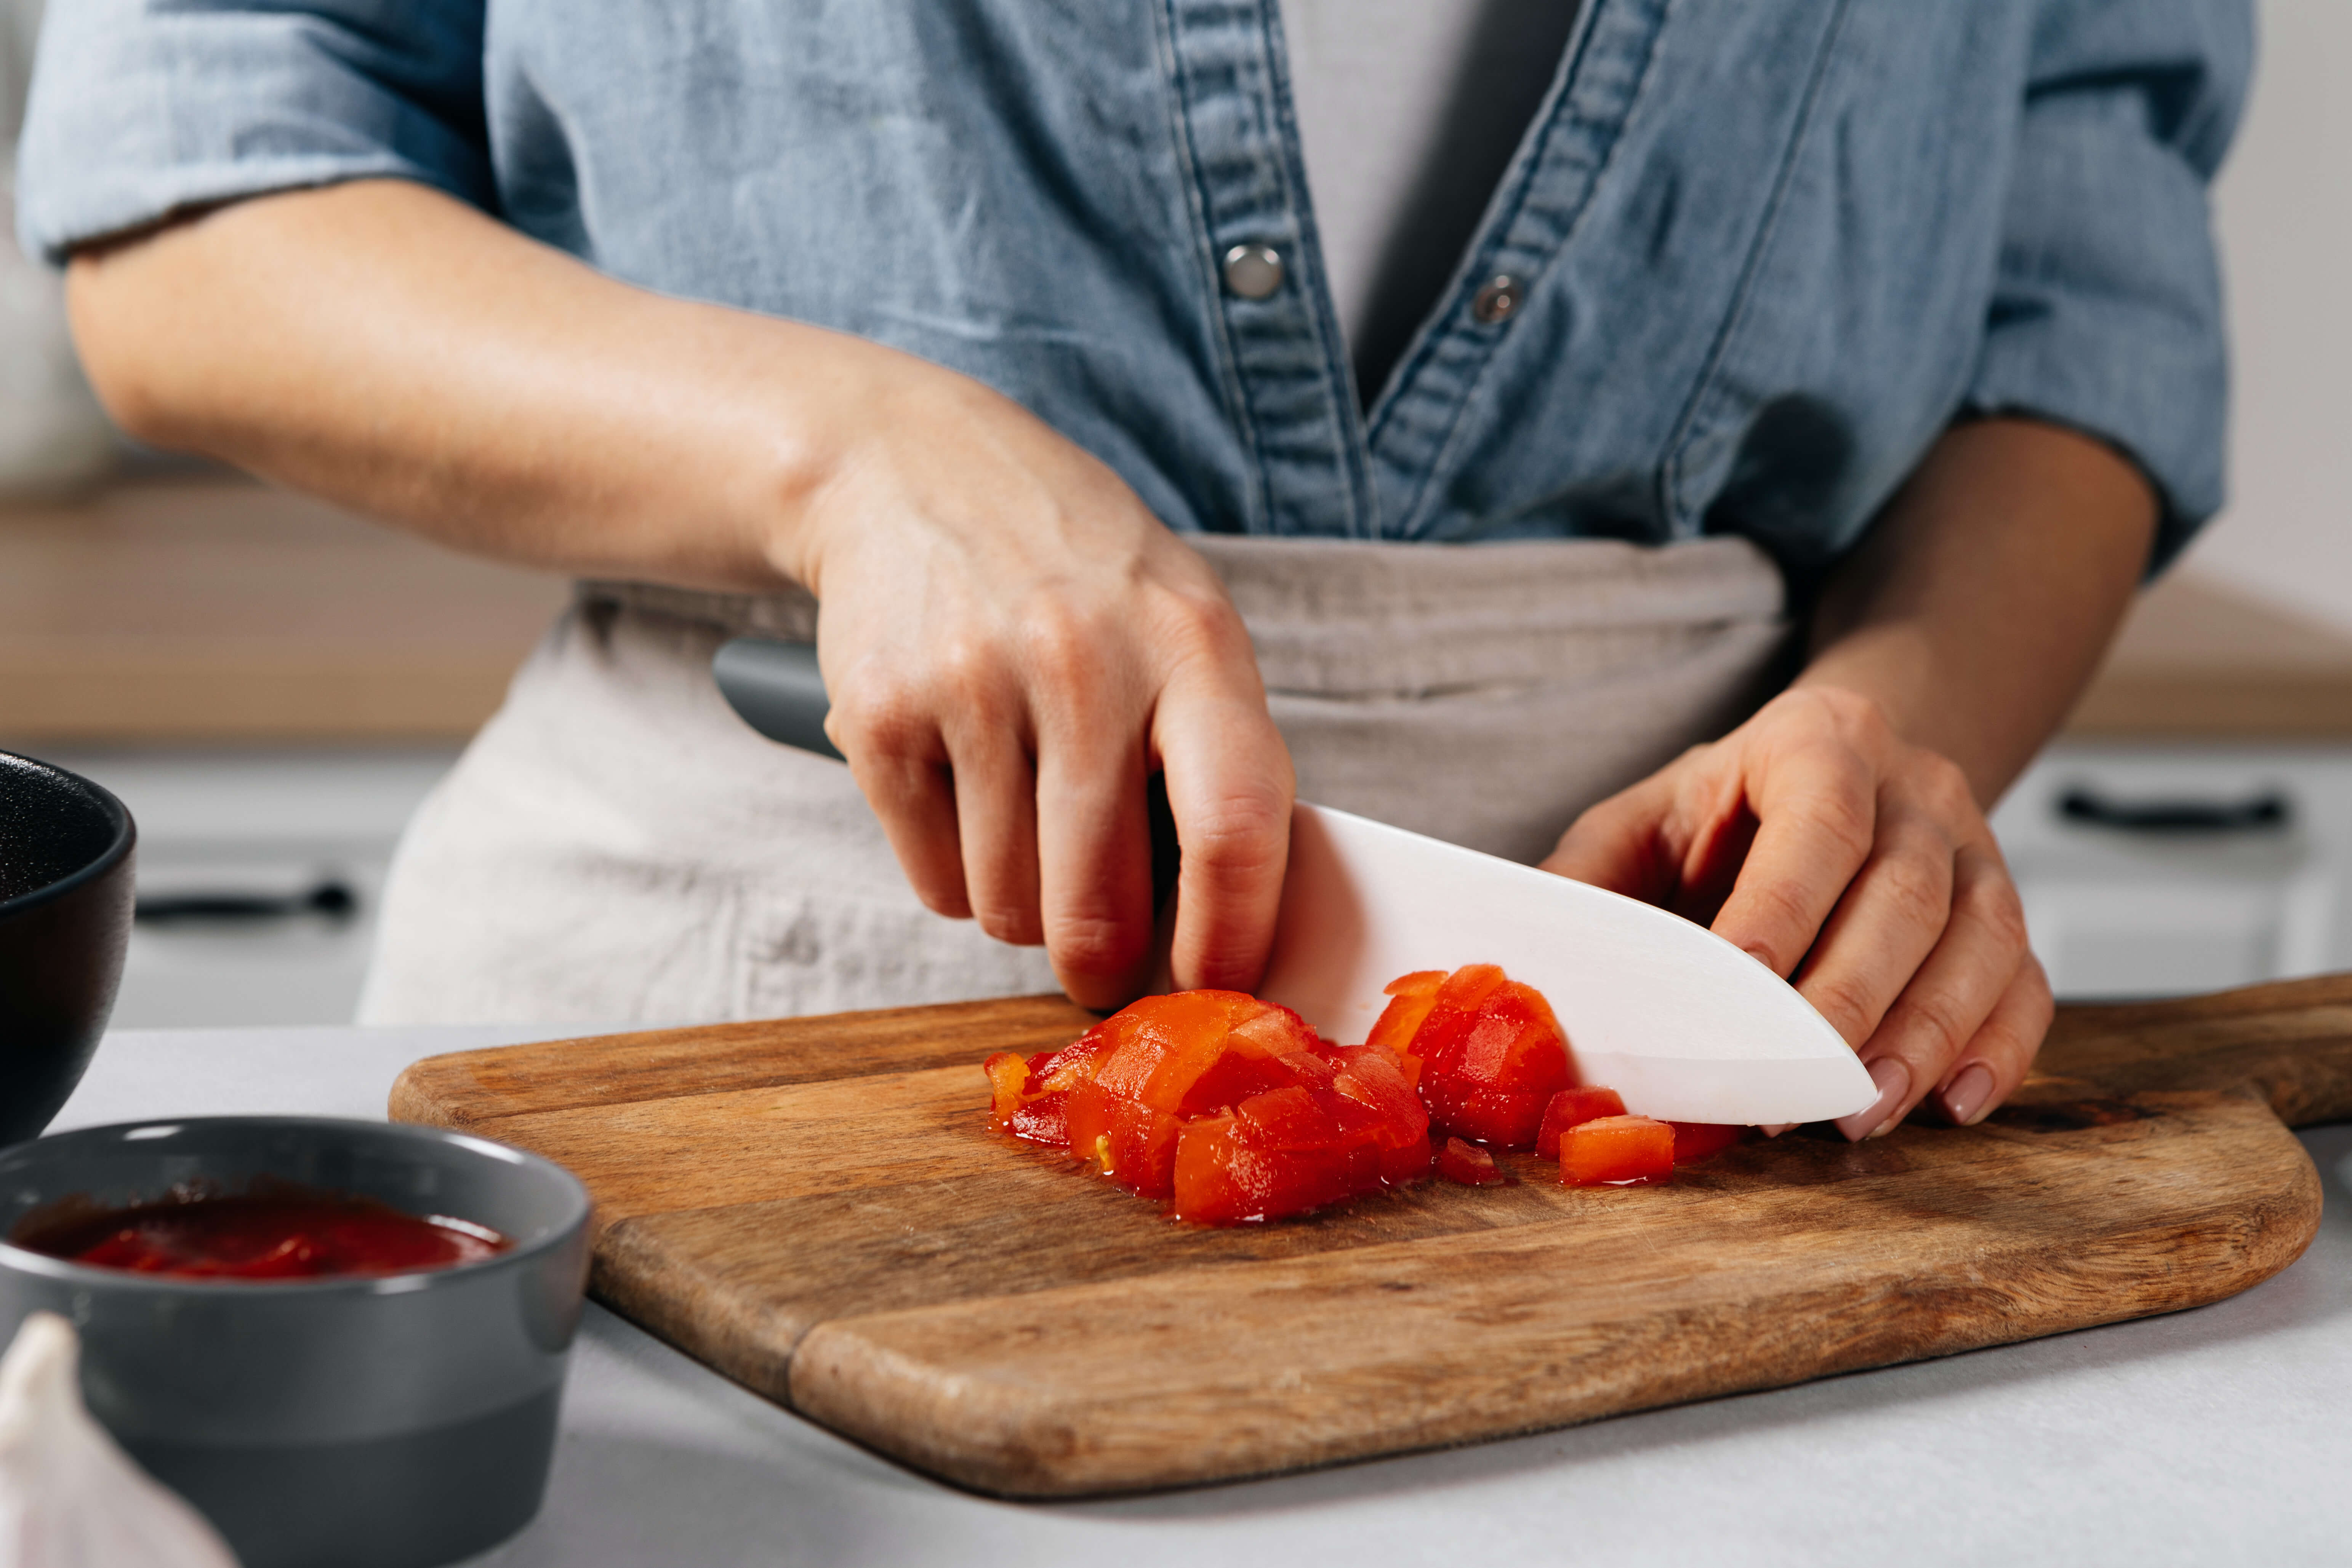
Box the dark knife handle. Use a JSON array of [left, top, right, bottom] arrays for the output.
[[711, 637, 845, 761], [711, 637, 1180, 905]]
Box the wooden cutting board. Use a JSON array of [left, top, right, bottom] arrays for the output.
[[388, 975, 2352, 1497]]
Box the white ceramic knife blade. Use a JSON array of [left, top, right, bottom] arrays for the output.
[[1257, 802, 1876, 1127]]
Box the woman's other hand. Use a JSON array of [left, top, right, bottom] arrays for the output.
[[1543, 418, 2158, 1138], [1542, 688, 2048, 1137]]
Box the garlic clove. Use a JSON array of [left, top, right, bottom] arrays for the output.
[[0, 1312, 241, 1568]]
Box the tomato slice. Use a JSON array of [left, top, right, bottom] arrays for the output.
[[1172, 1114, 1385, 1225], [1385, 966, 1574, 1150], [1534, 1086, 1628, 1158], [1233, 1085, 1346, 1152], [1007, 1091, 1069, 1147], [1559, 1115, 1675, 1186], [1669, 1121, 1745, 1164], [1379, 1134, 1435, 1185], [1435, 1135, 1505, 1186], [983, 1051, 1032, 1129]]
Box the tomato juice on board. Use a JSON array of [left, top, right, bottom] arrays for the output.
[[13, 1185, 511, 1280]]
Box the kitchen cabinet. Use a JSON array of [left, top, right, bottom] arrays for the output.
[[0, 473, 567, 743]]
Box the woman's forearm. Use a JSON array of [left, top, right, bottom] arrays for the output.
[[1798, 417, 2159, 804], [67, 178, 925, 596]]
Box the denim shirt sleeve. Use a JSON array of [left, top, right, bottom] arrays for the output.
[[14, 0, 492, 266], [1964, 0, 2254, 567]]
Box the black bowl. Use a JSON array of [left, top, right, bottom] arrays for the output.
[[0, 1116, 593, 1568], [0, 751, 134, 1143]]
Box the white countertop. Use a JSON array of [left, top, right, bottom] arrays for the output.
[[54, 1025, 2352, 1568]]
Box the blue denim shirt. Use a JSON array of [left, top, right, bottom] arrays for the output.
[[19, 0, 2250, 577]]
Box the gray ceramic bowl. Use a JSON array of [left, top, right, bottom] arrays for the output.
[[0, 1116, 592, 1568]]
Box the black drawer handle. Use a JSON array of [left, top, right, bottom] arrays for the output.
[[135, 879, 360, 926], [2057, 786, 2291, 834]]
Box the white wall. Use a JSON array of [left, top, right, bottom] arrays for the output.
[[2186, 0, 2352, 631]]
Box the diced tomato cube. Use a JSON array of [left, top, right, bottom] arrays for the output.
[[1366, 970, 1446, 1054], [1065, 1080, 1182, 1197], [1383, 966, 1574, 1151], [1175, 1047, 1298, 1118], [1028, 1022, 1117, 1094], [1669, 1122, 1745, 1164], [1007, 1091, 1069, 1146], [1535, 1086, 1629, 1158], [1559, 1115, 1675, 1187], [1233, 1085, 1346, 1152], [1327, 1046, 1430, 1140], [983, 1051, 1033, 1129], [1436, 1135, 1505, 1185], [1379, 1134, 1434, 1185], [1171, 1116, 1382, 1225]]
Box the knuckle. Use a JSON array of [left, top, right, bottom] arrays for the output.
[[975, 902, 1043, 947], [829, 686, 927, 763], [1872, 851, 1954, 933], [1015, 601, 1100, 690], [1180, 790, 1291, 875], [1153, 587, 1253, 669], [1737, 878, 1819, 967], [1907, 751, 1976, 818], [1958, 872, 2032, 953], [1805, 789, 1878, 862], [1048, 913, 1150, 979], [1807, 972, 1882, 1039], [1894, 984, 1977, 1054]]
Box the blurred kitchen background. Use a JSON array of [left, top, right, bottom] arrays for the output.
[[4, 0, 2350, 1026]]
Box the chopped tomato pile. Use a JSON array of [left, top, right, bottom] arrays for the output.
[[984, 963, 1749, 1224], [984, 990, 1431, 1225]]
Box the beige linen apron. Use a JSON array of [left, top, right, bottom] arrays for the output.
[[357, 537, 1789, 1025]]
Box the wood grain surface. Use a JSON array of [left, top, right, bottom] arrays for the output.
[[389, 975, 2352, 1496]]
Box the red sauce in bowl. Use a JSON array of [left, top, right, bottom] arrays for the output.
[[14, 1189, 511, 1280]]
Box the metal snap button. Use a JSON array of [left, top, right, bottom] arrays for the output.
[[1221, 243, 1286, 301], [1471, 274, 1524, 325]]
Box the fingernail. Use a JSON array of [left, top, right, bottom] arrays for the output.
[[1939, 1063, 1996, 1128], [1835, 1057, 1910, 1143], [1760, 1123, 1796, 1139]]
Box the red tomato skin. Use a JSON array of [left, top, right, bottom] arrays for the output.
[[1327, 1046, 1430, 1142], [1535, 1086, 1629, 1158], [1176, 1049, 1299, 1118], [1064, 1081, 1182, 1197], [1559, 1115, 1676, 1186], [1379, 1134, 1434, 1185], [1171, 1118, 1380, 1224], [1435, 1136, 1505, 1186], [1390, 967, 1573, 1151], [1029, 1023, 1118, 1094], [1007, 1091, 1069, 1147], [1421, 1077, 1554, 1148], [1233, 1085, 1346, 1152], [1002, 994, 1436, 1224], [1670, 1122, 1745, 1164]]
